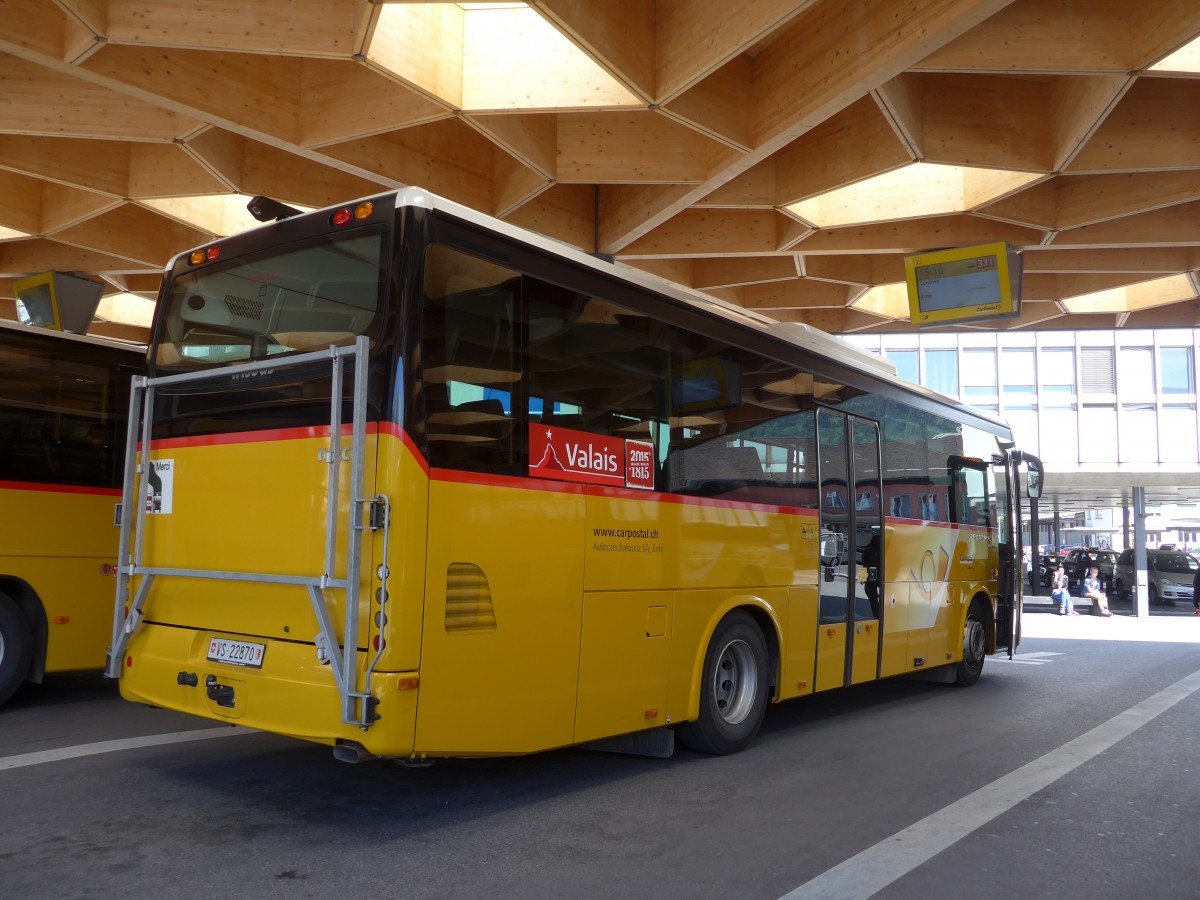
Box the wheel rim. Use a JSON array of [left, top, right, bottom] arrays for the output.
[[963, 615, 986, 666], [711, 638, 758, 726]]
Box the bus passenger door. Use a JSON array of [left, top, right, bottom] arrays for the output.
[[814, 411, 882, 691]]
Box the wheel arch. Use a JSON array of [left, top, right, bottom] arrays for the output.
[[680, 596, 781, 725], [0, 576, 47, 683]]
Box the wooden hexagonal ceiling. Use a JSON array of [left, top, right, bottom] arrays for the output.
[[1, 0, 1199, 343]]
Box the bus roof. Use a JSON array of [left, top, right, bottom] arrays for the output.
[[0, 317, 146, 354]]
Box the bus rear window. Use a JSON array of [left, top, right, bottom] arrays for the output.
[[156, 228, 385, 367]]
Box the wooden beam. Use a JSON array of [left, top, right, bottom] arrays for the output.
[[773, 96, 911, 206], [919, 73, 1054, 172], [491, 152, 551, 219], [557, 111, 729, 183], [83, 46, 303, 144], [693, 256, 801, 289], [619, 209, 788, 258], [298, 59, 451, 149], [796, 214, 1045, 254], [501, 183, 596, 252], [695, 159, 776, 209], [872, 73, 924, 159], [1051, 171, 1200, 230], [531, 0, 656, 102], [128, 143, 230, 199], [243, 141, 385, 209], [738, 278, 857, 310], [39, 182, 123, 234], [468, 113, 558, 180], [1131, 0, 1200, 69], [975, 179, 1057, 229], [50, 203, 210, 266], [316, 119, 494, 209], [1, 51, 191, 141], [597, 183, 697, 253], [660, 56, 754, 152], [54, 0, 107, 37], [0, 170, 44, 234], [87, 320, 151, 343], [803, 254, 908, 286], [1050, 201, 1200, 248], [1022, 247, 1197, 274], [1068, 78, 1200, 172], [655, 0, 817, 102], [0, 237, 159, 277], [618, 257, 696, 287], [1050, 74, 1133, 170], [105, 0, 361, 58], [0, 135, 129, 197], [182, 128, 245, 191], [914, 0, 1137, 73]]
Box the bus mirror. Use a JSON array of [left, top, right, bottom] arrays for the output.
[[1017, 451, 1043, 500]]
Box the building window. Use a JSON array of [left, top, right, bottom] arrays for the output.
[[1160, 403, 1198, 463], [1081, 346, 1115, 393], [924, 349, 958, 396], [962, 348, 997, 398], [1001, 348, 1035, 395], [1161, 347, 1195, 394], [1079, 403, 1117, 462], [1118, 346, 1154, 394], [1041, 348, 1075, 394], [1119, 403, 1158, 462], [886, 349, 918, 383]]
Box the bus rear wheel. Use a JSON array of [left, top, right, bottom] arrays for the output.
[[677, 611, 769, 755], [0, 594, 32, 706], [954, 599, 989, 687]]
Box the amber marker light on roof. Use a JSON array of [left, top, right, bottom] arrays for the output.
[[354, 201, 375, 220]]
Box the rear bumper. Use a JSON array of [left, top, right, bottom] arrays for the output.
[[120, 623, 419, 757]]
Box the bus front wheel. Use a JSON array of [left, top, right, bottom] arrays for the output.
[[677, 611, 769, 755], [0, 594, 32, 706], [954, 599, 989, 687]]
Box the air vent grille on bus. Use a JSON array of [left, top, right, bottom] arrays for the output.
[[225, 294, 265, 320], [445, 563, 497, 632]]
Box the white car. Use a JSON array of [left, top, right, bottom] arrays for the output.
[[1113, 548, 1199, 604]]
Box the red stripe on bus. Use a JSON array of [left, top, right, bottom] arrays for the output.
[[0, 480, 121, 497], [142, 422, 382, 451]]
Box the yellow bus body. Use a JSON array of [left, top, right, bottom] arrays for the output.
[[120, 428, 998, 758], [1, 482, 119, 672]]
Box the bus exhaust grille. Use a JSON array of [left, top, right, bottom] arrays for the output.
[[445, 563, 497, 632], [224, 294, 265, 320]]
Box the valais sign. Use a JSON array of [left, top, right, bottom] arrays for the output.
[[529, 425, 655, 491]]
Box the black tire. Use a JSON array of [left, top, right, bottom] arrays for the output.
[[954, 599, 989, 687], [0, 594, 33, 707], [1113, 579, 1125, 601], [677, 611, 769, 755], [1149, 584, 1158, 606]]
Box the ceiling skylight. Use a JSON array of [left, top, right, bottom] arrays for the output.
[[1149, 37, 1200, 74], [95, 292, 156, 328], [1059, 274, 1197, 314], [0, 225, 30, 241], [786, 163, 1042, 228], [850, 283, 909, 319], [369, 3, 641, 111]]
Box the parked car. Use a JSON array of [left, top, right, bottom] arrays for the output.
[[1062, 548, 1119, 592], [1039, 554, 1064, 587], [1113, 548, 1199, 604]]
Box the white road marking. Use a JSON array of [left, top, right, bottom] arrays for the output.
[[780, 666, 1200, 900], [0, 726, 259, 771], [991, 651, 1064, 665]]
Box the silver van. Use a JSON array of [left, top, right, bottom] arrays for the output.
[[1113, 547, 1199, 604]]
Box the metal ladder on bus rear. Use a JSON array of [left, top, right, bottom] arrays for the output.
[[105, 336, 390, 729]]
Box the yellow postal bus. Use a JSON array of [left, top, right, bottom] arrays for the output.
[[109, 189, 1040, 760], [0, 320, 141, 705]]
